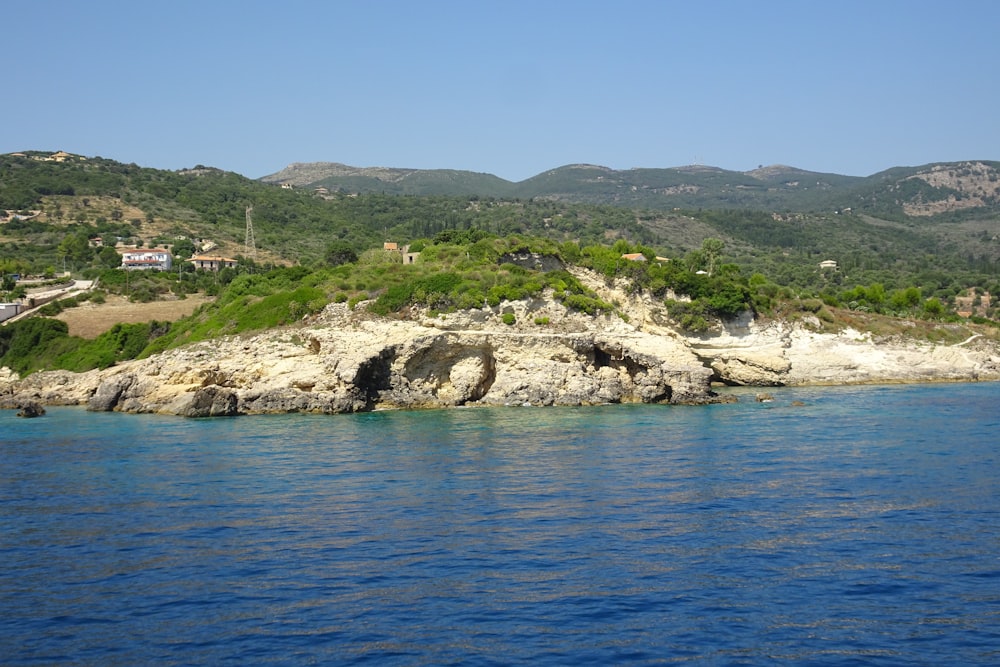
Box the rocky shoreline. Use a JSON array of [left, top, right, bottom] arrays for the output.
[[3, 276, 1000, 417]]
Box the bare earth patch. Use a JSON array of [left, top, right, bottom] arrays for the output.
[[56, 294, 212, 339]]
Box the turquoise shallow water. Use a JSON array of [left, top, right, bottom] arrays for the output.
[[2, 383, 999, 665]]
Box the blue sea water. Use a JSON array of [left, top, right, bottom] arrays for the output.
[[1, 383, 999, 665]]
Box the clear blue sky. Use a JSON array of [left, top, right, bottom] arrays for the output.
[[4, 0, 999, 181]]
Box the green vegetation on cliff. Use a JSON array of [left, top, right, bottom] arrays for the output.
[[5, 153, 1000, 298], [3, 152, 1000, 378], [9, 224, 991, 378], [0, 318, 169, 375]]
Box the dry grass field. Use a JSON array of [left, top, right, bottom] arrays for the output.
[[55, 294, 211, 339]]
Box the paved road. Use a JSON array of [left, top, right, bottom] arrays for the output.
[[2, 279, 94, 325]]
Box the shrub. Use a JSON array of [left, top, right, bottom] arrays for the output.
[[799, 298, 824, 313], [561, 293, 613, 315], [38, 300, 64, 315], [0, 318, 71, 374], [923, 297, 945, 318], [703, 281, 751, 318], [57, 322, 167, 371], [502, 313, 516, 326], [665, 299, 712, 333], [251, 287, 328, 327], [370, 283, 414, 315]]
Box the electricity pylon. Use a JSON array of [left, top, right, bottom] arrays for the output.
[[245, 205, 257, 261]]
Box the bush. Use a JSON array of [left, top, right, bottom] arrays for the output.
[[38, 300, 64, 315], [665, 299, 712, 333], [799, 298, 824, 313], [0, 318, 71, 374], [561, 293, 612, 315], [703, 281, 751, 318], [502, 313, 516, 326], [370, 283, 414, 315], [418, 271, 463, 294]]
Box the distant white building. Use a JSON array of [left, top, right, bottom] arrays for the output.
[[189, 255, 238, 271], [819, 259, 838, 270], [121, 249, 173, 271], [0, 302, 25, 323]]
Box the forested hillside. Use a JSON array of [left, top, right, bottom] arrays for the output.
[[3, 151, 1000, 378], [4, 152, 1000, 297], [263, 160, 1000, 220]]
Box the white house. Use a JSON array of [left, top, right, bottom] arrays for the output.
[[189, 255, 238, 271], [121, 249, 173, 271], [0, 302, 24, 323]]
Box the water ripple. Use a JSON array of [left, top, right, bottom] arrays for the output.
[[2, 383, 999, 664]]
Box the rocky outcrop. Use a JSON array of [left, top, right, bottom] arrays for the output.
[[710, 352, 791, 386], [16, 401, 45, 418], [1, 368, 103, 408], [180, 386, 239, 418], [688, 317, 1000, 387], [1, 296, 729, 416], [570, 271, 1000, 388], [3, 273, 1000, 417], [87, 373, 136, 411]]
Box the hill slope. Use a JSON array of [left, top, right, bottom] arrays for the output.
[[262, 160, 1000, 218], [263, 162, 518, 197], [4, 151, 1000, 299]]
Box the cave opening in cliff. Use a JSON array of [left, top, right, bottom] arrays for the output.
[[593, 346, 613, 369]]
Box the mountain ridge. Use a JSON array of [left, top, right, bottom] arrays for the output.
[[263, 160, 854, 188], [260, 159, 1000, 217]]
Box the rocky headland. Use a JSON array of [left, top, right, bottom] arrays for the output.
[[3, 270, 1000, 416]]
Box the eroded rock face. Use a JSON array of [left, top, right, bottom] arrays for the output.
[[4, 271, 999, 417], [181, 386, 239, 418], [711, 352, 791, 386], [392, 336, 496, 407], [0, 301, 723, 416], [16, 401, 45, 418], [1, 368, 102, 408], [688, 318, 1000, 387], [0, 366, 19, 396], [88, 374, 136, 411]]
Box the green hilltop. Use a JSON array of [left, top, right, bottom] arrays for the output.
[[262, 159, 1000, 219], [1, 150, 1000, 378], [4, 151, 999, 293]]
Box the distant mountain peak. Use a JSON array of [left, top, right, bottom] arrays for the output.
[[672, 164, 727, 173], [746, 164, 818, 180], [257, 158, 999, 217]]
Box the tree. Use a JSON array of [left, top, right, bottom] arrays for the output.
[[889, 286, 921, 312], [923, 297, 946, 318], [701, 238, 725, 276], [97, 246, 122, 269], [171, 238, 197, 259], [865, 283, 886, 312], [57, 233, 92, 267], [683, 248, 706, 273], [325, 240, 359, 267]]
